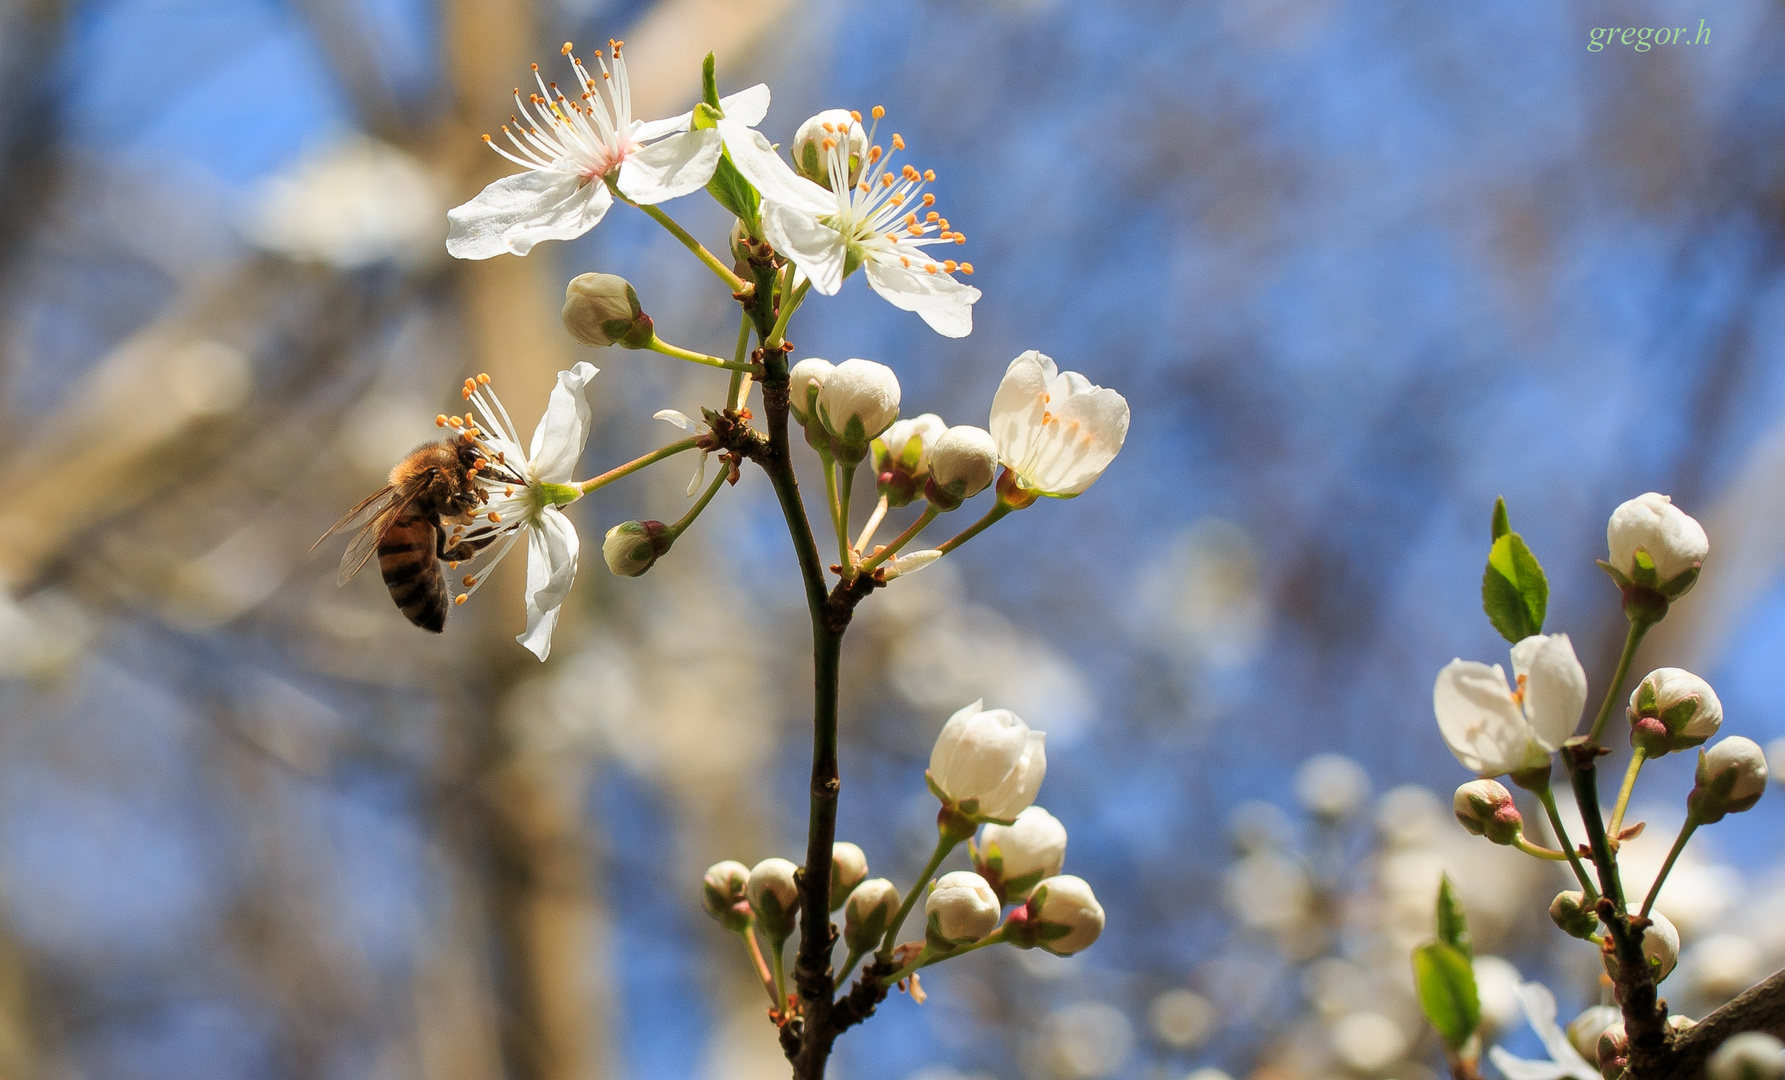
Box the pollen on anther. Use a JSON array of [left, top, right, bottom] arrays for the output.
[[481, 134, 493, 143], [487, 511, 501, 523], [926, 263, 938, 273], [505, 486, 516, 496], [858, 181, 870, 193], [953, 234, 966, 244], [463, 574, 477, 587], [926, 211, 939, 222], [922, 194, 935, 207], [892, 134, 905, 150], [867, 146, 882, 163], [436, 414, 449, 427], [901, 256, 911, 267], [821, 137, 835, 151], [907, 224, 923, 235], [821, 122, 835, 133], [870, 105, 884, 119], [852, 109, 864, 122], [924, 170, 936, 182], [943, 260, 958, 272], [455, 594, 468, 605], [448, 416, 463, 428], [531, 63, 540, 71], [960, 263, 975, 274]]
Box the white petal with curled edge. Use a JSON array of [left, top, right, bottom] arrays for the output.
[[989, 351, 1054, 464], [1514, 634, 1588, 751], [717, 84, 770, 126], [1433, 659, 1533, 776], [928, 699, 985, 788], [1031, 380, 1130, 496], [863, 257, 980, 338], [719, 121, 834, 215], [889, 550, 942, 578], [527, 363, 599, 484], [617, 128, 723, 204], [654, 409, 700, 432], [446, 169, 611, 259], [762, 202, 848, 295], [517, 507, 579, 661]]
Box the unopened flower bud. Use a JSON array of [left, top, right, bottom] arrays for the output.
[[973, 805, 1067, 903], [817, 358, 901, 462], [793, 109, 867, 188], [1454, 779, 1523, 846], [1004, 874, 1105, 956], [1604, 909, 1679, 982], [871, 414, 946, 508], [1691, 736, 1768, 824], [788, 357, 834, 428], [843, 878, 898, 955], [925, 870, 1000, 949], [701, 860, 752, 933], [1606, 492, 1709, 600], [1550, 890, 1598, 939], [746, 857, 801, 943], [1629, 667, 1723, 756], [830, 842, 868, 912], [562, 272, 654, 349], [602, 519, 673, 577], [1708, 1032, 1785, 1080], [925, 426, 999, 511], [1568, 1006, 1621, 1062], [927, 700, 1047, 825], [1599, 1021, 1629, 1079]]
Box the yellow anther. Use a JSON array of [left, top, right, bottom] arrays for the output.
[[858, 181, 870, 193], [925, 263, 938, 273], [902, 164, 919, 180], [892, 134, 905, 150], [871, 105, 884, 119], [561, 41, 574, 55], [822, 137, 835, 151], [481, 133, 492, 143], [505, 486, 515, 496], [908, 224, 923, 235], [943, 260, 958, 272], [610, 38, 623, 51], [867, 146, 882, 162], [487, 511, 502, 523], [449, 561, 458, 569], [436, 414, 448, 427], [954, 233, 966, 244], [926, 211, 939, 221], [901, 256, 911, 267], [851, 109, 864, 122], [448, 416, 463, 428], [882, 174, 895, 187], [924, 169, 935, 182], [455, 594, 468, 605], [906, 213, 918, 225], [822, 121, 835, 133], [478, 373, 490, 384], [463, 574, 477, 587], [890, 193, 904, 205], [922, 193, 935, 206]]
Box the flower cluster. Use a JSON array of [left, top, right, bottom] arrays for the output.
[[1418, 493, 1785, 1080], [700, 700, 1102, 1009]]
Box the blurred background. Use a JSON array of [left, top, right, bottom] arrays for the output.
[[3, 0, 1785, 1077]]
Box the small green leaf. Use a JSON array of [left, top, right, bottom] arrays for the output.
[[701, 53, 720, 110], [1435, 874, 1472, 959], [1413, 942, 1480, 1050], [1482, 532, 1548, 643], [707, 154, 760, 232], [1491, 497, 1510, 542]]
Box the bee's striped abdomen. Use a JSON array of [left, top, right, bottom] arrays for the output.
[[379, 513, 447, 632]]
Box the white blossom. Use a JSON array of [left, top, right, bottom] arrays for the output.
[[989, 351, 1130, 498], [788, 358, 834, 426], [927, 699, 1047, 823], [1692, 736, 1769, 823], [450, 365, 598, 661], [816, 358, 901, 450], [1487, 981, 1601, 1080], [1630, 667, 1723, 754], [726, 107, 981, 337], [974, 805, 1067, 900], [1026, 874, 1105, 956], [447, 41, 769, 259], [927, 426, 999, 506], [1433, 633, 1587, 777], [830, 842, 868, 911]]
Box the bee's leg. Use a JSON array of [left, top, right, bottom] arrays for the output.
[[437, 529, 497, 563]]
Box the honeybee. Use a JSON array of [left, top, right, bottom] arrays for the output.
[[314, 433, 516, 632]]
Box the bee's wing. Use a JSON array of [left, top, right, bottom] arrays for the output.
[[312, 485, 398, 552], [322, 484, 426, 586]]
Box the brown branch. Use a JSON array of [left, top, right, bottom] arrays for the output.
[[1653, 967, 1785, 1080]]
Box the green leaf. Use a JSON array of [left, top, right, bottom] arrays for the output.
[[701, 53, 720, 110], [1482, 532, 1548, 643], [1435, 874, 1472, 959], [1491, 497, 1510, 542], [707, 154, 760, 232], [1413, 941, 1480, 1050]]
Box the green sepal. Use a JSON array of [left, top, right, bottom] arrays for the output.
[[1436, 874, 1472, 959], [1482, 531, 1548, 643], [1631, 548, 1659, 588], [692, 101, 722, 131], [1491, 496, 1511, 542], [1414, 941, 1480, 1051], [536, 482, 581, 507], [701, 53, 720, 110]]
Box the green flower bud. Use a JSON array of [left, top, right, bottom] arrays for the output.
[[562, 273, 654, 349], [746, 857, 801, 944], [1453, 779, 1523, 846], [1550, 890, 1598, 939], [830, 842, 868, 912], [842, 878, 898, 955], [602, 520, 673, 577], [701, 860, 752, 933], [1690, 736, 1768, 824]]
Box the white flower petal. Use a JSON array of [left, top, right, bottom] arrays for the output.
[[526, 362, 599, 483], [687, 450, 709, 497], [446, 170, 612, 259], [763, 202, 848, 295], [653, 409, 700, 432], [862, 257, 980, 338], [617, 128, 724, 204], [1515, 634, 1588, 751], [1486, 1048, 1577, 1080], [989, 351, 1055, 467], [717, 83, 770, 126], [928, 699, 985, 784], [719, 121, 833, 215], [1433, 659, 1537, 776], [516, 507, 579, 661]]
